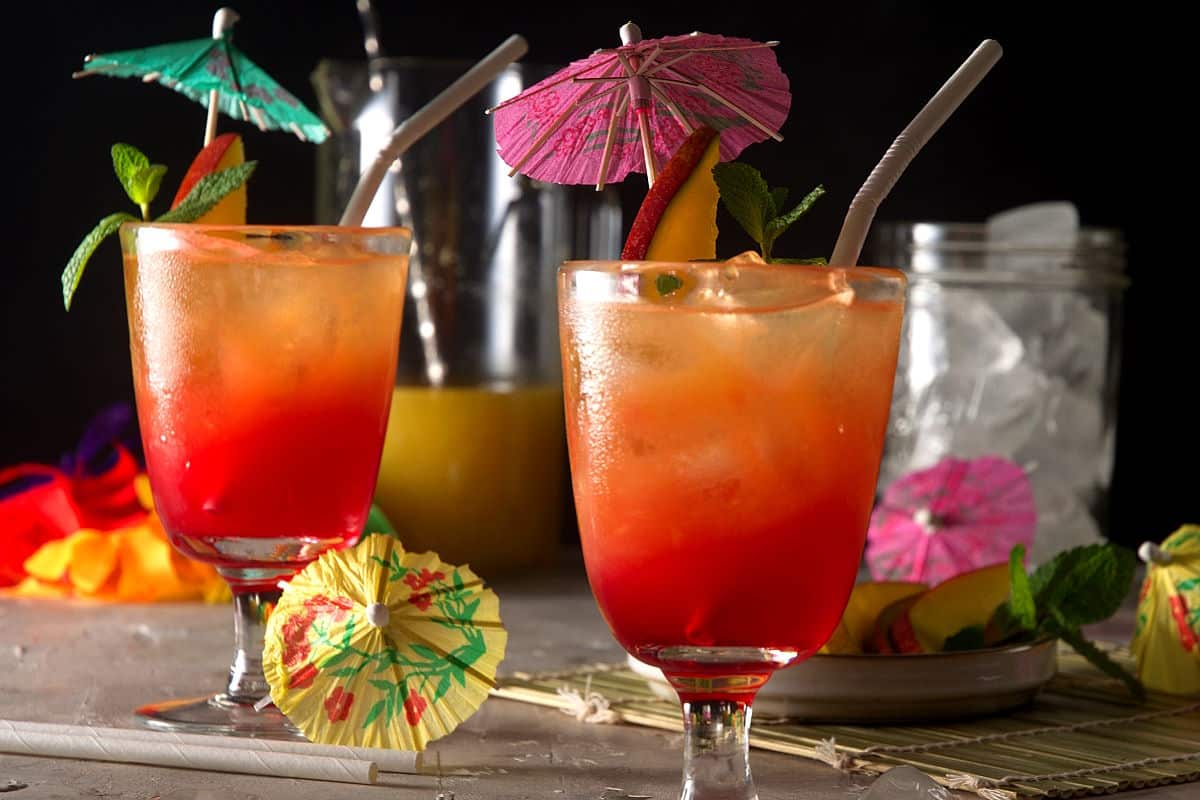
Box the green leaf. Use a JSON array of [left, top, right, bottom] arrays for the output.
[[1008, 544, 1037, 629], [768, 187, 788, 220], [364, 503, 397, 536], [329, 666, 360, 678], [943, 625, 987, 651], [156, 161, 256, 223], [712, 162, 771, 245], [434, 674, 452, 702], [368, 679, 395, 692], [985, 603, 1035, 647], [771, 257, 828, 265], [655, 273, 684, 296], [453, 570, 464, 591], [1051, 620, 1145, 699], [1033, 544, 1135, 627], [451, 666, 467, 688], [111, 143, 149, 203], [61, 211, 138, 310], [768, 185, 825, 242], [129, 164, 168, 217], [363, 699, 387, 727]]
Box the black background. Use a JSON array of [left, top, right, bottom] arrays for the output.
[[2, 2, 1192, 548]]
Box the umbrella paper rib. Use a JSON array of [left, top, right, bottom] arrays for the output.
[[654, 74, 784, 141], [596, 91, 627, 190], [649, 83, 695, 137]]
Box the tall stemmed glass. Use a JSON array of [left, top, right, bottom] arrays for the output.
[[560, 259, 905, 798], [120, 223, 410, 736]]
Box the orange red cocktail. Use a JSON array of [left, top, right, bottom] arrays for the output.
[[561, 260, 905, 698]]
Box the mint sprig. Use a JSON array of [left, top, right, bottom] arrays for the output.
[[157, 162, 256, 223], [711, 162, 826, 263], [111, 143, 167, 219], [61, 212, 138, 311], [62, 144, 256, 310], [975, 543, 1144, 698]]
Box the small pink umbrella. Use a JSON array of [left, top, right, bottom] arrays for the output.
[[866, 456, 1037, 585], [488, 22, 790, 189]]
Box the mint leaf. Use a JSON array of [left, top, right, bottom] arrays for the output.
[[985, 602, 1033, 647], [772, 257, 829, 265], [713, 162, 826, 263], [130, 164, 167, 216], [1009, 543, 1037, 629], [764, 185, 826, 242], [61, 212, 138, 310], [1031, 544, 1134, 627], [768, 187, 788, 219], [656, 273, 684, 296], [712, 162, 770, 245], [157, 161, 256, 223], [111, 143, 149, 203], [943, 625, 987, 651], [1052, 620, 1145, 700]]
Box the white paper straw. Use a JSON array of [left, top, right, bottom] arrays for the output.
[[0, 719, 420, 774], [0, 727, 376, 785], [829, 39, 1003, 267], [339, 34, 529, 226]]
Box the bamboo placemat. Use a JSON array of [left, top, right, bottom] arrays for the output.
[[493, 647, 1200, 798]]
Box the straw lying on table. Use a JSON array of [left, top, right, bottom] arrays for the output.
[[493, 646, 1200, 799], [0, 720, 422, 783]]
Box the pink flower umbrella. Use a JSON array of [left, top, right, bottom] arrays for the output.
[[488, 22, 791, 189], [866, 456, 1037, 585]]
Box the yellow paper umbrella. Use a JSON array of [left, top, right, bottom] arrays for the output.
[[1132, 525, 1200, 695], [263, 535, 506, 749]]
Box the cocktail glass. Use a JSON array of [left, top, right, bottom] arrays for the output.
[[120, 223, 410, 736], [560, 259, 905, 798]]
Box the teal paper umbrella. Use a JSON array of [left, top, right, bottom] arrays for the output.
[[74, 7, 328, 145]]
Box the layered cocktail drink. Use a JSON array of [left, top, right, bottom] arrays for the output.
[[121, 223, 409, 734], [561, 259, 904, 796]]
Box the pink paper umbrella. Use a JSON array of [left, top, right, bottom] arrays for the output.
[[488, 22, 791, 189], [866, 456, 1037, 585]]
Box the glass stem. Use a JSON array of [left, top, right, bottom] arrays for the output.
[[223, 589, 280, 703], [680, 699, 758, 800]]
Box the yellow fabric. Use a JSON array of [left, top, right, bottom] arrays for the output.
[[5, 473, 228, 603], [1132, 525, 1200, 695]]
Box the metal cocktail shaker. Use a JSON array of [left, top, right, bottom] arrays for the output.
[[313, 58, 621, 572]]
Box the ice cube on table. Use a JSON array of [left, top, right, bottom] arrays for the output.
[[860, 765, 952, 800]]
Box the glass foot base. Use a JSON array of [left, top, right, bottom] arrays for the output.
[[135, 694, 304, 739]]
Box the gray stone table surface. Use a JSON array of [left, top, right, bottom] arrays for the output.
[[0, 558, 1194, 800]]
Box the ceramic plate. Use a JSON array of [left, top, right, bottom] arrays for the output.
[[626, 640, 1058, 722]]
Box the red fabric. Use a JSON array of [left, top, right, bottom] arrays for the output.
[[0, 446, 147, 586]]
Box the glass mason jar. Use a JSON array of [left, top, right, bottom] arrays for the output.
[[865, 222, 1128, 564]]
